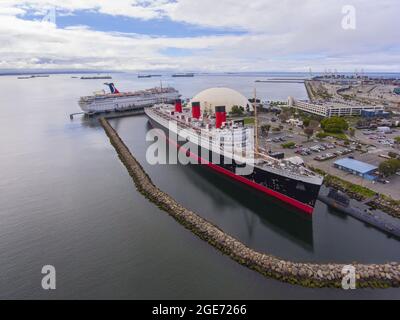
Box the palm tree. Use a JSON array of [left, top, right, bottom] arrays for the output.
[[261, 124, 271, 137]]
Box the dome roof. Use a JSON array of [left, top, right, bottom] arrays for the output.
[[190, 87, 252, 114]]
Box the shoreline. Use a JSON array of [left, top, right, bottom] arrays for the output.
[[100, 116, 400, 289], [309, 166, 400, 220]]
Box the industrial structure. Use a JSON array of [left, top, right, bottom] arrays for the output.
[[333, 158, 378, 181]]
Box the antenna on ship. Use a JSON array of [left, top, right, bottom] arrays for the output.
[[253, 87, 259, 157]]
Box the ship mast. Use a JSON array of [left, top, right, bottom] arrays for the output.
[[160, 80, 165, 104], [253, 87, 259, 157]]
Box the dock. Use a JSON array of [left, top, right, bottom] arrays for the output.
[[255, 80, 305, 84], [69, 108, 145, 120], [318, 189, 400, 239]]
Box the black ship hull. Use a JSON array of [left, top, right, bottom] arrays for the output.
[[147, 118, 322, 214]]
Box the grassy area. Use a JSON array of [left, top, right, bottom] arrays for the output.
[[315, 131, 349, 141], [243, 117, 255, 125], [323, 132, 349, 141], [308, 165, 400, 218], [281, 141, 296, 149], [308, 166, 375, 199], [324, 175, 376, 199]]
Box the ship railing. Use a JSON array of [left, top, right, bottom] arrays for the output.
[[152, 109, 255, 161], [151, 109, 319, 179]]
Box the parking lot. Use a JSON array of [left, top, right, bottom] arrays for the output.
[[258, 115, 400, 200]]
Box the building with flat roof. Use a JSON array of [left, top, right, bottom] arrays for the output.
[[334, 158, 378, 180], [288, 97, 384, 118], [361, 109, 390, 118]]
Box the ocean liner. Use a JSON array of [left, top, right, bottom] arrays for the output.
[[78, 83, 180, 114], [145, 99, 324, 214]]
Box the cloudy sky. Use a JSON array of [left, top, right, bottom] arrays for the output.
[[0, 0, 399, 72]]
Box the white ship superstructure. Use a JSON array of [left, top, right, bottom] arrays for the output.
[[145, 102, 324, 214], [78, 83, 180, 114]]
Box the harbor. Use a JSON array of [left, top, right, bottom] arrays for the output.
[[100, 116, 400, 288], [1, 73, 400, 299], [1, 0, 399, 303]]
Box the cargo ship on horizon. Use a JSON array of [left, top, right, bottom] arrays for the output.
[[172, 73, 194, 78], [145, 98, 323, 214]]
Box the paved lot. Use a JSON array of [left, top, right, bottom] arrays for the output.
[[258, 114, 400, 200]]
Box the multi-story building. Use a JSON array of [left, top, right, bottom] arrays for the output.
[[287, 96, 384, 118]]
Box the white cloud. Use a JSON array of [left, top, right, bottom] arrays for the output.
[[0, 0, 399, 71]]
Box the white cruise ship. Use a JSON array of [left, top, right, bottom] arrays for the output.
[[78, 83, 180, 114]]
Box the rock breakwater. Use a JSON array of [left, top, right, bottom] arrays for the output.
[[100, 117, 400, 289]]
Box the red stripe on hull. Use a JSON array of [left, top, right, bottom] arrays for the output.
[[153, 124, 314, 215], [205, 162, 313, 215]]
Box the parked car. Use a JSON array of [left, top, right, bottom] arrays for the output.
[[377, 178, 390, 184]]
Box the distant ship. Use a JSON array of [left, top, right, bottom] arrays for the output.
[[172, 73, 194, 78], [81, 76, 112, 80], [78, 83, 180, 114], [17, 75, 49, 79], [138, 74, 162, 78], [145, 101, 323, 214]]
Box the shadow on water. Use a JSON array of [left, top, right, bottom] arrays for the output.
[[76, 111, 143, 129], [184, 162, 314, 251], [141, 121, 314, 251]]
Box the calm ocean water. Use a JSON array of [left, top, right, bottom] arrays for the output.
[[0, 72, 399, 299]]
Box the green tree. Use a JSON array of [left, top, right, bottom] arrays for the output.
[[261, 124, 271, 137], [279, 110, 291, 123], [395, 136, 400, 144], [304, 127, 314, 141], [349, 127, 355, 137], [303, 118, 310, 127], [321, 117, 349, 133], [230, 105, 244, 116], [309, 120, 320, 129], [316, 132, 328, 139], [388, 151, 399, 159], [379, 158, 400, 177]]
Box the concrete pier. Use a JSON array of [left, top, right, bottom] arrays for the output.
[[100, 117, 400, 289]]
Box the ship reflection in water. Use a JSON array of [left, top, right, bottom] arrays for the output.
[[187, 163, 314, 251], [108, 106, 399, 269], [142, 121, 314, 256]]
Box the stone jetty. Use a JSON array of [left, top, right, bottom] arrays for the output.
[[100, 117, 400, 289]]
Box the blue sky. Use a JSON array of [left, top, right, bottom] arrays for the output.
[[0, 0, 399, 72], [23, 9, 246, 38]]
